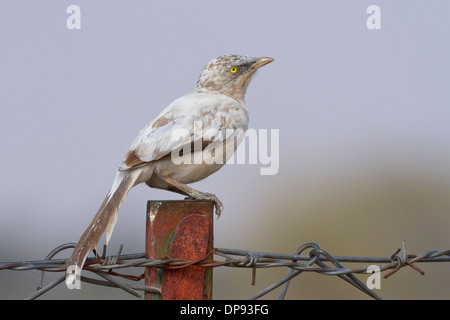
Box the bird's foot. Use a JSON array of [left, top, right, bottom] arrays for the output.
[[187, 192, 223, 218]]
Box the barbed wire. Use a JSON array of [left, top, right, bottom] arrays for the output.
[[1, 240, 448, 300]]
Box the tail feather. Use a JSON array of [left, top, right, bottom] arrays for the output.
[[66, 171, 137, 274]]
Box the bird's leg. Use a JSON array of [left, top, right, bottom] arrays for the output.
[[159, 175, 224, 218]]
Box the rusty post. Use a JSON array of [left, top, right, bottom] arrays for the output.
[[144, 200, 214, 300]]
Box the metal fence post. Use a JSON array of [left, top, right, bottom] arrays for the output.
[[144, 200, 214, 300]]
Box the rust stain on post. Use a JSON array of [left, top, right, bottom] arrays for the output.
[[144, 200, 214, 300]]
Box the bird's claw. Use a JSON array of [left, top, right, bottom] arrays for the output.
[[201, 192, 223, 219], [186, 192, 223, 219]]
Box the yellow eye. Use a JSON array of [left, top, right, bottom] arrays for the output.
[[230, 67, 238, 73]]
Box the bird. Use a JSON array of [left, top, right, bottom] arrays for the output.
[[65, 54, 274, 277]]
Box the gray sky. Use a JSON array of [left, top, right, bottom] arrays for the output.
[[1, 1, 449, 299]]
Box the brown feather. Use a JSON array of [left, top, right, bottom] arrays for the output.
[[123, 150, 145, 168], [66, 174, 135, 272]]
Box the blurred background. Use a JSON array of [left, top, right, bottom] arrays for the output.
[[0, 1, 449, 299]]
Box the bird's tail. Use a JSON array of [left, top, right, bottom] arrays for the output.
[[66, 171, 138, 277]]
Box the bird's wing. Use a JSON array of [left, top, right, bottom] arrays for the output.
[[119, 93, 247, 171]]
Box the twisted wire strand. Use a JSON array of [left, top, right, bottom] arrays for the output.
[[1, 241, 448, 300]]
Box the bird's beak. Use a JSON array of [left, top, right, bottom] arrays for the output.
[[252, 57, 274, 70]]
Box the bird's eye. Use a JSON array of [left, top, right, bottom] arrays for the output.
[[230, 67, 238, 73]]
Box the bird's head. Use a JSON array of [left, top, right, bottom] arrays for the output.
[[196, 54, 274, 102]]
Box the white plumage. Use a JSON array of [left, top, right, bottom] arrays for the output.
[[66, 54, 274, 278]]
